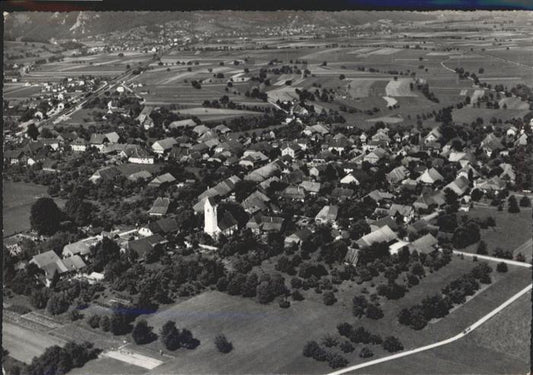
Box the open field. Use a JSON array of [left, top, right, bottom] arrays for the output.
[[362, 291, 531, 375], [174, 107, 264, 122], [2, 321, 66, 364], [453, 107, 530, 124], [113, 254, 532, 375], [3, 181, 66, 236], [460, 206, 533, 257], [69, 356, 147, 375]]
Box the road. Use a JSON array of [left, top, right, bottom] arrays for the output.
[[326, 283, 532, 375], [452, 250, 532, 268]]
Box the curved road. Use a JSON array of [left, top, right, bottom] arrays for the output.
[[327, 283, 532, 375]]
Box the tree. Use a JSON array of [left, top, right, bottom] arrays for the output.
[[46, 293, 70, 315], [328, 353, 348, 369], [352, 295, 368, 317], [27, 123, 39, 140], [496, 262, 508, 273], [160, 321, 180, 350], [476, 240, 488, 255], [87, 314, 100, 329], [359, 347, 373, 358], [519, 196, 531, 207], [214, 334, 233, 353], [303, 340, 321, 357], [382, 336, 404, 352], [30, 288, 50, 309], [365, 303, 384, 320], [131, 319, 155, 345], [508, 195, 520, 213], [100, 315, 111, 332], [110, 311, 129, 335], [323, 291, 337, 306], [30, 197, 62, 235], [339, 341, 355, 353]]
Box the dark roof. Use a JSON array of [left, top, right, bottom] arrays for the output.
[[128, 234, 167, 258], [148, 217, 179, 234]]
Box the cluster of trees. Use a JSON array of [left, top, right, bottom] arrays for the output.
[[336, 322, 404, 353], [302, 340, 349, 369], [399, 263, 492, 330], [10, 342, 100, 375], [160, 321, 200, 350], [30, 279, 102, 317], [352, 295, 383, 320]]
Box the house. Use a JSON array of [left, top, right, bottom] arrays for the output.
[[474, 176, 506, 192], [282, 186, 305, 201], [366, 190, 394, 203], [127, 170, 153, 182], [285, 228, 312, 247], [413, 190, 446, 210], [281, 143, 302, 159], [41, 138, 60, 151], [242, 190, 271, 214], [481, 133, 504, 156], [417, 168, 444, 184], [198, 175, 241, 201], [139, 217, 179, 237], [62, 237, 100, 258], [444, 176, 470, 196], [149, 173, 176, 188], [424, 128, 442, 144], [315, 205, 338, 225], [299, 181, 321, 195], [331, 187, 355, 200], [193, 125, 211, 136], [303, 124, 329, 137], [204, 198, 238, 238], [364, 148, 388, 164], [127, 234, 168, 260], [148, 197, 171, 216], [246, 214, 285, 235], [168, 118, 196, 129], [356, 225, 397, 248], [30, 250, 85, 286], [89, 166, 121, 183], [4, 149, 24, 164], [70, 138, 88, 152], [409, 233, 439, 254], [121, 145, 155, 164], [105, 132, 121, 144], [389, 240, 410, 255], [389, 204, 415, 222], [340, 174, 359, 185], [386, 166, 409, 185], [89, 134, 110, 151], [152, 137, 178, 154]]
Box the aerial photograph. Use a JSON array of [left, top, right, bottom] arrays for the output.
[[2, 9, 532, 375]]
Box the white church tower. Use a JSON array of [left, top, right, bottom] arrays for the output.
[[204, 198, 220, 237]]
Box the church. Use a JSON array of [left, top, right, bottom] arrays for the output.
[[204, 198, 238, 238]]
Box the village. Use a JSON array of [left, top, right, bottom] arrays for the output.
[[2, 10, 533, 375]]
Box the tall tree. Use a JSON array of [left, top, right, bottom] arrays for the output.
[[30, 197, 62, 235]]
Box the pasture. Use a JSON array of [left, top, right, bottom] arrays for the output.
[[460, 206, 533, 257], [2, 321, 66, 364], [363, 291, 531, 375], [173, 107, 264, 122], [3, 181, 66, 236], [126, 254, 532, 374]]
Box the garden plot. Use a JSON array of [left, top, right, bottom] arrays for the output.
[[104, 349, 163, 370], [470, 89, 485, 104], [385, 78, 417, 97], [346, 78, 389, 98], [267, 86, 301, 102], [499, 97, 529, 110]]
